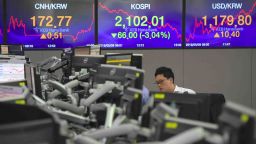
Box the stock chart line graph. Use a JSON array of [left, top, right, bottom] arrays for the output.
[[0, 63, 25, 82], [3, 0, 255, 49], [6, 0, 95, 49], [0, 30, 2, 35], [99, 2, 134, 17], [8, 8, 95, 42], [0, 0, 3, 44], [99, 2, 182, 39], [98, 0, 183, 49], [185, 0, 256, 48]]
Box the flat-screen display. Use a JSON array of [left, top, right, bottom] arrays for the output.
[[186, 0, 256, 48], [105, 53, 132, 66], [98, 0, 182, 49], [6, 0, 95, 49], [0, 45, 24, 55], [71, 55, 105, 70], [93, 64, 144, 89], [74, 46, 90, 56], [0, 85, 24, 102], [0, 0, 4, 44], [0, 63, 25, 82]]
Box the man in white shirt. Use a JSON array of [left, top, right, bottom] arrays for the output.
[[154, 67, 196, 94]]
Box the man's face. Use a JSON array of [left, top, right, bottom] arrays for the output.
[[155, 74, 174, 92]]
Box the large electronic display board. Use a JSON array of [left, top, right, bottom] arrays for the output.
[[186, 0, 256, 48], [0, 0, 4, 44], [98, 0, 182, 49], [6, 0, 95, 49]]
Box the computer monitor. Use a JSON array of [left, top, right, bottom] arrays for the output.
[[93, 64, 144, 90], [6, 0, 95, 49], [0, 45, 9, 55], [24, 63, 42, 98], [0, 85, 25, 102], [105, 53, 133, 66], [208, 93, 225, 123], [0, 80, 27, 87], [120, 87, 142, 120], [0, 102, 66, 144], [0, 45, 24, 55], [131, 54, 143, 69], [0, 62, 25, 83], [0, 0, 3, 44], [71, 55, 105, 71], [74, 46, 90, 56], [218, 102, 256, 144], [150, 111, 218, 141], [105, 53, 143, 69], [25, 64, 34, 92], [0, 54, 26, 61], [92, 65, 144, 119], [150, 92, 211, 122], [90, 45, 101, 55]]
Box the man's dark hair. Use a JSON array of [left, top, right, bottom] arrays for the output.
[[154, 66, 174, 82]]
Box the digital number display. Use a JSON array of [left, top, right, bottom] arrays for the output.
[[6, 0, 95, 49], [0, 0, 3, 44], [186, 0, 256, 48], [98, 0, 182, 49]]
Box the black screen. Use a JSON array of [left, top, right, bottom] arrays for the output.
[[151, 92, 211, 122], [71, 55, 105, 71]]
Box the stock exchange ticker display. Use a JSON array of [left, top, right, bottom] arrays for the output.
[[186, 0, 256, 48], [98, 0, 182, 49], [2, 0, 256, 49], [6, 0, 95, 49], [0, 0, 4, 44]]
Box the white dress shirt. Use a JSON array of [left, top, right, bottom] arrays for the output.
[[174, 85, 196, 94]]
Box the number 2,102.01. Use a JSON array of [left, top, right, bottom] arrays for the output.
[[115, 16, 164, 27]]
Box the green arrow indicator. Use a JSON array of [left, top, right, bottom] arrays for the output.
[[111, 33, 117, 38]]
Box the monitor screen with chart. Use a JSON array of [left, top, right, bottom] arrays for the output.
[[98, 0, 182, 49], [6, 0, 95, 49], [0, 63, 25, 82], [185, 0, 256, 48], [0, 0, 4, 44]]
